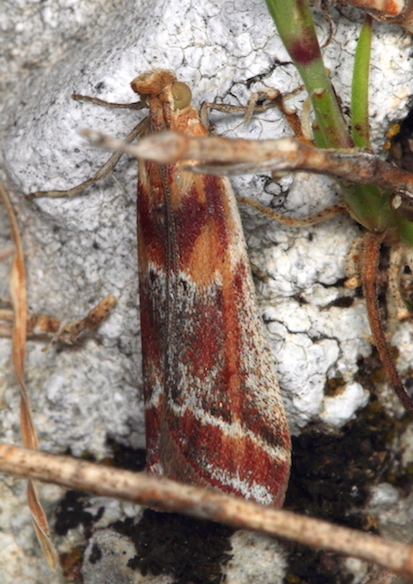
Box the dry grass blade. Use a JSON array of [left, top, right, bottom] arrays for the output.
[[0, 182, 58, 569], [0, 443, 413, 579]]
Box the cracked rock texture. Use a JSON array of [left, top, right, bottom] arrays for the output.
[[1, 0, 413, 582]]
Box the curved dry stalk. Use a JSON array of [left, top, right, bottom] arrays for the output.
[[0, 443, 413, 579], [0, 182, 58, 569], [362, 232, 413, 413]]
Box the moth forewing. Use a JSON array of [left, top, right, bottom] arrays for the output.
[[132, 69, 291, 507]]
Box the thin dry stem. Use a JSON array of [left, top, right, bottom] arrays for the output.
[[82, 131, 413, 201], [362, 232, 413, 413], [0, 443, 413, 579], [0, 183, 57, 568]]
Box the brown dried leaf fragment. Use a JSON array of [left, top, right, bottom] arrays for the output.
[[0, 294, 116, 345], [29, 294, 116, 345]]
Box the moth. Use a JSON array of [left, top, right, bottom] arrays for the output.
[[132, 69, 291, 507]]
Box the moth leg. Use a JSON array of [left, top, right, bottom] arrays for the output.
[[202, 85, 344, 223], [72, 94, 144, 111], [27, 93, 147, 198], [237, 195, 346, 227], [27, 119, 145, 199], [199, 100, 246, 132], [199, 84, 305, 131], [244, 86, 311, 143]]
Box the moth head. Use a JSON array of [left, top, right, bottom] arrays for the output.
[[130, 70, 192, 111]]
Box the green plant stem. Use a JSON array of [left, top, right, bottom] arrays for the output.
[[264, 0, 413, 246], [265, 0, 352, 149], [351, 14, 373, 147]]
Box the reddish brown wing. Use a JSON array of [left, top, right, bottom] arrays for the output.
[[133, 69, 290, 507]]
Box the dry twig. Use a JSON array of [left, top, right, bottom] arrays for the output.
[[82, 130, 413, 202], [0, 443, 412, 579]]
